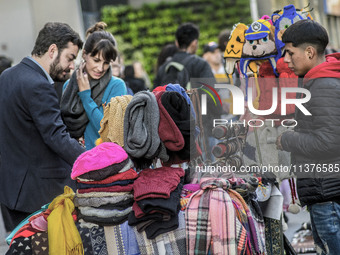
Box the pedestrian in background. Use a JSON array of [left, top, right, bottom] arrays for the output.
[[155, 43, 178, 73], [0, 55, 12, 75], [154, 22, 214, 89]]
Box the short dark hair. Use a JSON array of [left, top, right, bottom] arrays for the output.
[[156, 43, 178, 71], [31, 22, 83, 56], [84, 22, 118, 62], [0, 56, 12, 74], [175, 23, 199, 49], [124, 65, 135, 79], [218, 29, 231, 52], [282, 19, 329, 55]]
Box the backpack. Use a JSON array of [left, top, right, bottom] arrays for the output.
[[159, 55, 193, 89]]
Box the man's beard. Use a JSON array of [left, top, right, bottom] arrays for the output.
[[50, 57, 71, 82]]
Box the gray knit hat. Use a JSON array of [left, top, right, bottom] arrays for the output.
[[124, 91, 169, 162]]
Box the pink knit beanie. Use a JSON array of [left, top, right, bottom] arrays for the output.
[[71, 142, 128, 179]]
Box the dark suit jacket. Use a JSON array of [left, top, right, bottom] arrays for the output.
[[0, 57, 85, 212]]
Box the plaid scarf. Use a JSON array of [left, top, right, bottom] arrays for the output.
[[229, 189, 264, 254], [186, 178, 237, 255]]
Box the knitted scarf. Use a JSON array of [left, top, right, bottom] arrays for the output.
[[60, 66, 112, 138], [76, 179, 134, 189], [77, 184, 134, 194], [47, 186, 83, 255], [76, 191, 132, 198], [186, 178, 237, 255], [99, 95, 133, 147], [78, 206, 132, 218], [124, 91, 168, 161], [74, 193, 134, 207]]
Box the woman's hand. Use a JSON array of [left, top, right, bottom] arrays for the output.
[[76, 60, 90, 92]]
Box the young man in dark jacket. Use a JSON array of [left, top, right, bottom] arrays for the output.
[[276, 20, 340, 254], [0, 22, 85, 231], [154, 22, 214, 89]]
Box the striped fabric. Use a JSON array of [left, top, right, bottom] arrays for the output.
[[186, 178, 237, 255], [228, 189, 266, 254], [133, 211, 186, 255]]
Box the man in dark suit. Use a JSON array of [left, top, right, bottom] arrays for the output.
[[0, 22, 85, 231]]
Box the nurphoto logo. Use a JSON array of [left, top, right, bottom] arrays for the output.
[[200, 83, 311, 116]]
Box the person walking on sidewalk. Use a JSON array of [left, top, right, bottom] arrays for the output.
[[0, 22, 85, 232], [276, 20, 340, 255], [154, 22, 214, 89]]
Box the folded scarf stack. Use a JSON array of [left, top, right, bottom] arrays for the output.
[[128, 166, 185, 239], [133, 211, 187, 255], [71, 142, 137, 226]]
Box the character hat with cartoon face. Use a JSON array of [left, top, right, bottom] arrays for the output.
[[245, 20, 271, 41], [239, 18, 278, 105], [240, 19, 278, 78], [223, 23, 248, 75], [272, 4, 312, 61]]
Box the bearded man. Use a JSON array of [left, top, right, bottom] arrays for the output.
[[0, 22, 85, 231]]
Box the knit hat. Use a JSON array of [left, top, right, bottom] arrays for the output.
[[272, 4, 307, 61], [154, 90, 185, 151], [203, 41, 219, 54], [245, 19, 272, 41], [153, 85, 167, 92], [124, 91, 169, 162], [98, 95, 133, 147], [224, 23, 248, 59], [71, 142, 128, 179], [224, 23, 248, 75], [76, 158, 133, 181], [166, 83, 197, 121], [137, 180, 183, 216], [133, 167, 185, 201], [160, 91, 196, 161]]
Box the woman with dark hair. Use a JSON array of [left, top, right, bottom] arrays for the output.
[[123, 64, 147, 94], [156, 43, 178, 72], [61, 22, 127, 150]]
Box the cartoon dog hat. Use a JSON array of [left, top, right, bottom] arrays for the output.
[[245, 19, 272, 41]]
